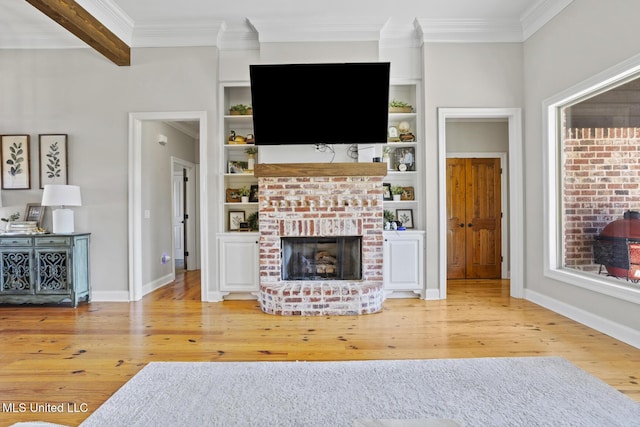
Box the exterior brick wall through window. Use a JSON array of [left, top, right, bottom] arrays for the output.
[[563, 127, 640, 273]]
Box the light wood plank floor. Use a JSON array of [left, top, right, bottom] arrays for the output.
[[1, 273, 639, 426]]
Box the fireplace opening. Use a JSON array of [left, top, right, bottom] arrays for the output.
[[281, 236, 362, 281]]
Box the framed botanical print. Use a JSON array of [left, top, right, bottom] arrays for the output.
[[396, 209, 414, 229], [228, 211, 246, 231], [39, 134, 68, 188], [1, 135, 30, 190]]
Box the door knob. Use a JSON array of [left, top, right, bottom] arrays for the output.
[[459, 223, 465, 227], [468, 223, 473, 227]]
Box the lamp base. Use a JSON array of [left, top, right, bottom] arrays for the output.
[[52, 208, 74, 234]]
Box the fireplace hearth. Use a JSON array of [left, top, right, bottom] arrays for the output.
[[255, 163, 386, 316]]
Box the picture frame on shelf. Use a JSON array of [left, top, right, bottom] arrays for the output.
[[249, 184, 259, 203], [1, 134, 30, 190], [401, 186, 415, 201], [382, 183, 392, 201], [39, 134, 68, 188], [24, 203, 45, 228], [228, 160, 249, 174], [228, 210, 245, 231], [392, 147, 415, 171], [387, 126, 400, 142], [226, 188, 242, 203], [396, 209, 414, 229]]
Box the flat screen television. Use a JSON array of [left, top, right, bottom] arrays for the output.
[[249, 62, 390, 146]]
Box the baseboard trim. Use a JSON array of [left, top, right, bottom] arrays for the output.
[[525, 289, 640, 349], [90, 290, 130, 302]]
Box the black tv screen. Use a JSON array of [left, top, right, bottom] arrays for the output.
[[249, 62, 390, 145]]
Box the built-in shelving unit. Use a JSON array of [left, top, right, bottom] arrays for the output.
[[220, 82, 258, 233], [383, 81, 422, 230], [219, 81, 423, 232]]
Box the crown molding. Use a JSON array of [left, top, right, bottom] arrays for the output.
[[520, 0, 574, 40], [247, 17, 389, 43], [217, 20, 259, 50], [132, 19, 224, 48], [2, 0, 573, 50], [415, 18, 524, 43], [77, 0, 134, 44]]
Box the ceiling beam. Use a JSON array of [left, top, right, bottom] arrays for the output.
[[25, 0, 130, 66]]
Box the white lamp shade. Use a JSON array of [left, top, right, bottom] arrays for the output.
[[41, 185, 82, 207]]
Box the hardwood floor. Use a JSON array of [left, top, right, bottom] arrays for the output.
[[1, 273, 639, 426]]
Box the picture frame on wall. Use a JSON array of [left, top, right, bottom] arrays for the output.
[[396, 209, 414, 229], [24, 203, 45, 228], [1, 134, 30, 190], [39, 134, 68, 188], [228, 210, 246, 231]]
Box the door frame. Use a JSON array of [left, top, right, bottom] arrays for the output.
[[437, 108, 523, 299], [446, 153, 508, 279], [128, 111, 208, 302]]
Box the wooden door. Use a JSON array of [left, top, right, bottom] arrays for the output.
[[447, 158, 502, 279]]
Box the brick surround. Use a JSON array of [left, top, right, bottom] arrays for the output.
[[563, 128, 640, 272], [256, 164, 385, 315]]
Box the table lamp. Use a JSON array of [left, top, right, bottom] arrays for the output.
[[41, 185, 82, 233]]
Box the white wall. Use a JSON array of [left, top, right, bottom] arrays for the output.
[[446, 121, 508, 153], [523, 0, 640, 337], [0, 47, 218, 297], [422, 43, 524, 292]]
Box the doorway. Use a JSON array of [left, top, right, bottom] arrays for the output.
[[437, 108, 524, 299], [128, 111, 208, 302], [446, 157, 502, 279]]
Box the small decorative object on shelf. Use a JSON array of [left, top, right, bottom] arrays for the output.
[[391, 185, 404, 201], [229, 104, 252, 115], [388, 99, 413, 113], [239, 186, 251, 203], [397, 121, 416, 142], [247, 211, 259, 231], [228, 130, 247, 144], [245, 146, 257, 171], [383, 209, 396, 226]]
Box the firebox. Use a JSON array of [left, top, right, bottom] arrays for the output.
[[281, 236, 362, 281]]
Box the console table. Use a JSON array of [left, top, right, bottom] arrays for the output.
[[0, 233, 90, 307]]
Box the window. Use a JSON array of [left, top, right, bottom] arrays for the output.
[[545, 57, 640, 302]]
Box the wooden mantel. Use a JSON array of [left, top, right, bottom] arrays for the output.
[[253, 162, 387, 178]]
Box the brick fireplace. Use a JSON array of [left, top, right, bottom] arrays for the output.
[[254, 163, 387, 315]]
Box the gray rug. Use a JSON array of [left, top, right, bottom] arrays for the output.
[[80, 357, 640, 427]]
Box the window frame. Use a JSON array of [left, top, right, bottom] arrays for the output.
[[543, 54, 640, 304]]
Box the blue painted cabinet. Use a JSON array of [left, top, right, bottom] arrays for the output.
[[0, 233, 90, 307]]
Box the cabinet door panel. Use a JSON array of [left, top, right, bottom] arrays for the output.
[[219, 237, 259, 291], [0, 250, 33, 294], [36, 249, 70, 294]]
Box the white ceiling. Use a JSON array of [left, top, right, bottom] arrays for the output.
[[1, 0, 574, 50]]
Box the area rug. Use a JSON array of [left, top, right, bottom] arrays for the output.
[[80, 357, 640, 426]]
